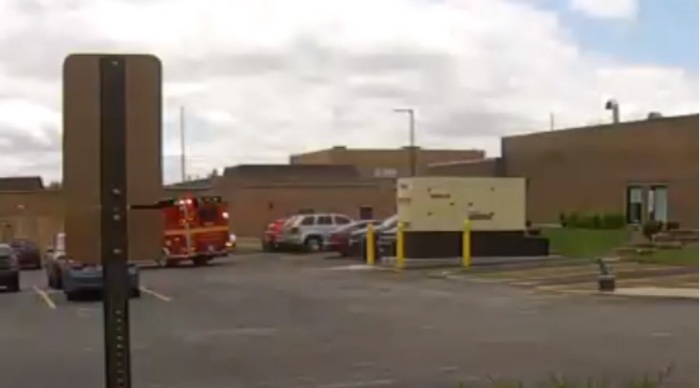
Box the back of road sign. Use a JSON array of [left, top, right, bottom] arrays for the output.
[[63, 54, 163, 264]]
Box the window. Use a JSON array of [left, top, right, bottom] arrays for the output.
[[625, 186, 644, 224], [197, 204, 220, 223], [300, 216, 316, 226], [648, 185, 668, 223], [359, 206, 374, 220], [373, 167, 398, 178], [317, 215, 333, 225], [334, 215, 351, 225]]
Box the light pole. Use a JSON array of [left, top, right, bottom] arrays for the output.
[[180, 106, 187, 182], [393, 108, 416, 176], [604, 99, 620, 124]]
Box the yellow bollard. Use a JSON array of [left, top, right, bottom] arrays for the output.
[[462, 219, 471, 268], [396, 221, 405, 270], [366, 224, 376, 266]]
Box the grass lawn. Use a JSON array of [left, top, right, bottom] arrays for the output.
[[542, 227, 630, 259], [636, 244, 699, 267]]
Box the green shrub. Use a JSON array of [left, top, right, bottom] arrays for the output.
[[559, 212, 626, 230], [600, 213, 626, 229]]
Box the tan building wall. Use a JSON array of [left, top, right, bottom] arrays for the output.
[[0, 190, 64, 249], [290, 146, 485, 177]]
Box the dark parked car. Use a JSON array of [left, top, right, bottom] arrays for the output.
[[0, 243, 20, 292], [10, 239, 41, 269], [325, 220, 381, 256], [348, 215, 398, 259]]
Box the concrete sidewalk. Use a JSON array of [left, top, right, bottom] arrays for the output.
[[611, 287, 698, 300]]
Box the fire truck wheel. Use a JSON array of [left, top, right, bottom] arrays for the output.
[[304, 236, 322, 252], [192, 257, 210, 266]]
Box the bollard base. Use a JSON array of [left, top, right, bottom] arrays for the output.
[[598, 274, 616, 292]]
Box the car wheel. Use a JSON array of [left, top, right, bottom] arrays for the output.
[[304, 236, 322, 253], [47, 274, 56, 289], [65, 291, 79, 301], [8, 274, 20, 292], [54, 271, 63, 290]]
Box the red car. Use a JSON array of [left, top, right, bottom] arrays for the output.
[[262, 218, 287, 251], [325, 220, 380, 257], [9, 239, 42, 270]]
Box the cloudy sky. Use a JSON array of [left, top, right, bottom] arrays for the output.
[[0, 0, 697, 184]]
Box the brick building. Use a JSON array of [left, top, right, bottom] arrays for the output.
[[429, 114, 699, 228], [217, 165, 396, 237], [290, 146, 484, 177]]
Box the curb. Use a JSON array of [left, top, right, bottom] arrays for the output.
[[439, 274, 699, 301]]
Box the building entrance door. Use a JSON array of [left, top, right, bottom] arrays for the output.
[[625, 186, 644, 224]]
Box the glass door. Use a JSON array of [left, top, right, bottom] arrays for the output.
[[625, 186, 644, 224]]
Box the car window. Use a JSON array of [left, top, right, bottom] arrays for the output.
[[283, 217, 297, 227], [300, 216, 316, 226], [316, 215, 332, 225], [335, 222, 362, 233], [334, 215, 351, 225]]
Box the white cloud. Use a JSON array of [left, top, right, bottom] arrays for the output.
[[0, 0, 696, 183], [569, 0, 639, 19]]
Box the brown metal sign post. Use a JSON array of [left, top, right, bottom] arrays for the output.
[[63, 53, 163, 388]]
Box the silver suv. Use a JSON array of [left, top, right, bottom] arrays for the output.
[[279, 213, 353, 252]]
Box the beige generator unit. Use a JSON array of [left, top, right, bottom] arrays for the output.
[[397, 177, 526, 231], [396, 177, 546, 259]]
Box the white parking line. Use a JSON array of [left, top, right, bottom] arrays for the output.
[[316, 379, 395, 388], [32, 286, 57, 309], [139, 286, 172, 302]]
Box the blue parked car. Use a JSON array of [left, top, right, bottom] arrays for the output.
[[45, 233, 141, 300]]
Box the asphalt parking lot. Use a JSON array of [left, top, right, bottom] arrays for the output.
[[442, 259, 699, 295], [0, 253, 697, 388]]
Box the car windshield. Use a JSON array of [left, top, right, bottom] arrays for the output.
[[334, 220, 371, 233], [379, 215, 398, 228]]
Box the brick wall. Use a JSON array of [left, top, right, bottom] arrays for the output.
[[291, 147, 485, 177], [502, 115, 698, 227]]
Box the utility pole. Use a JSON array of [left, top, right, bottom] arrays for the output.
[[394, 108, 416, 176], [180, 106, 187, 182], [549, 112, 555, 131]]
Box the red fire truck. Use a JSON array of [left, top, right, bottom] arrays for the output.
[[159, 195, 231, 267]]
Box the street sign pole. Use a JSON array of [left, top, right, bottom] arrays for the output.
[[99, 56, 132, 388]]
